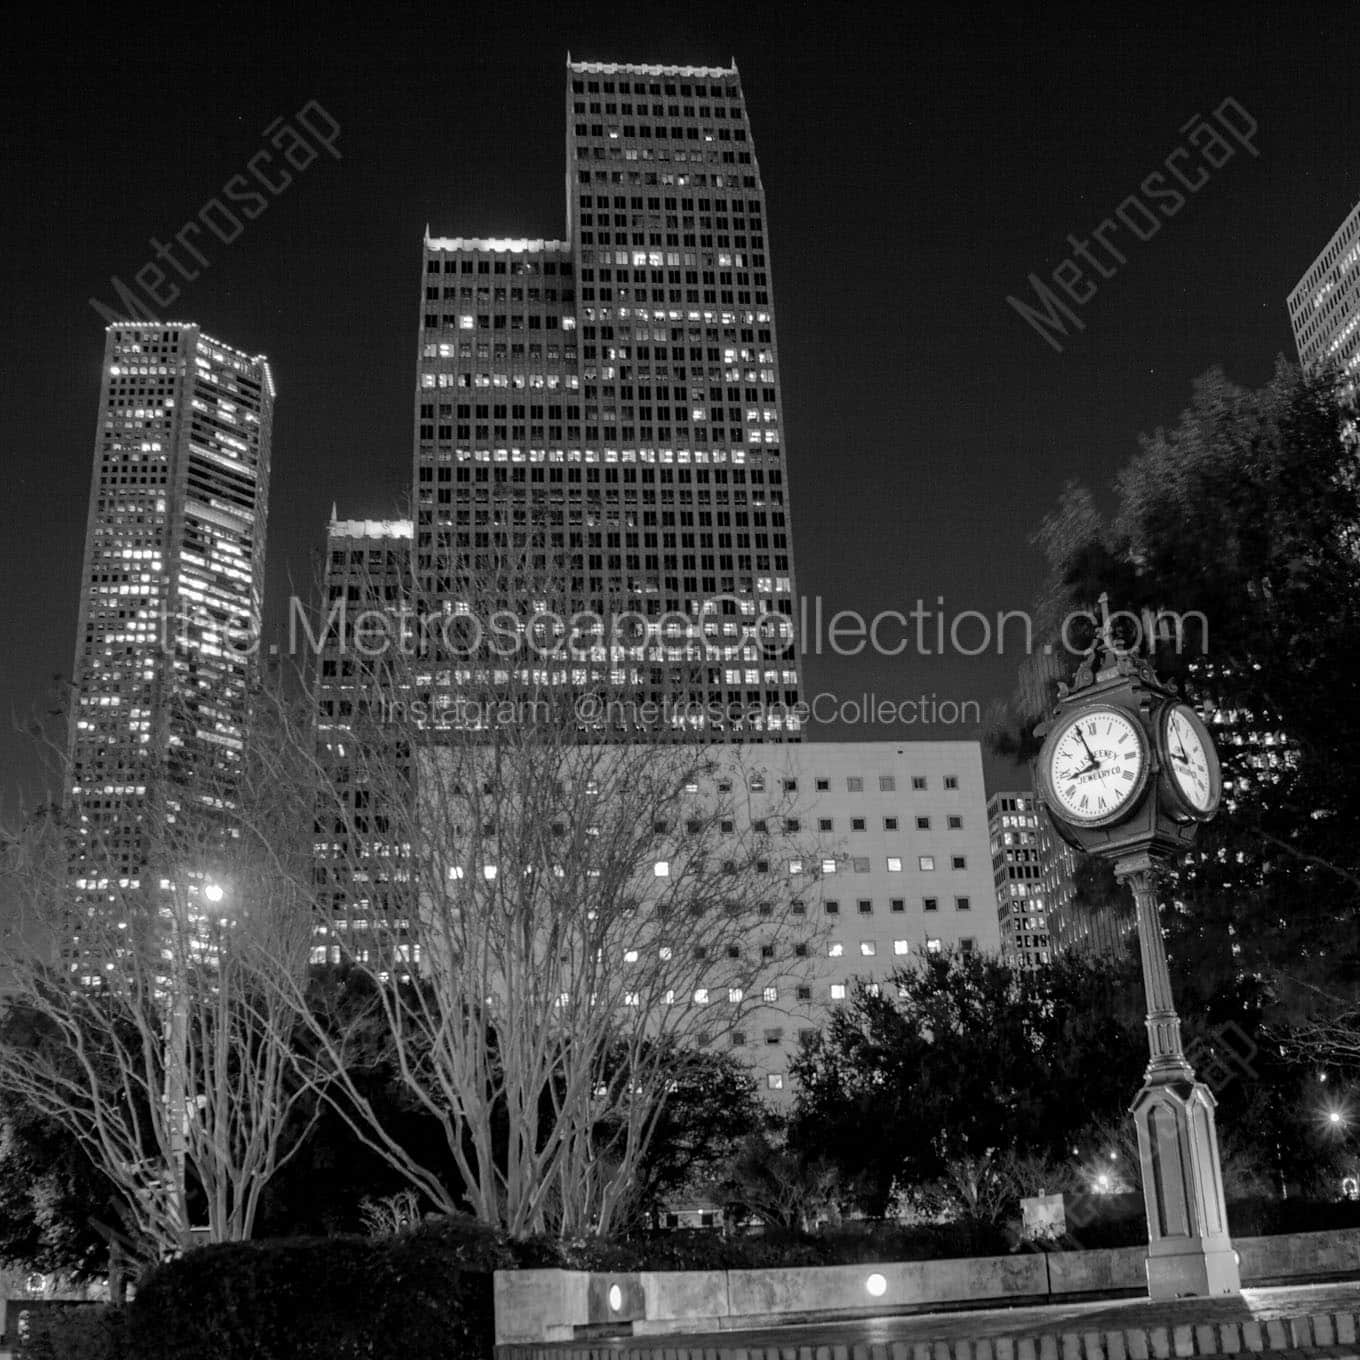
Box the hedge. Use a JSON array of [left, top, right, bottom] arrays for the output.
[[122, 1221, 513, 1360]]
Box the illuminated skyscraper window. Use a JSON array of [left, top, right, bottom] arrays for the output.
[[68, 324, 274, 915], [411, 59, 802, 740]]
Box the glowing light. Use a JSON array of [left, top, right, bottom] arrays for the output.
[[607, 1285, 622, 1312], [203, 882, 225, 904], [865, 1273, 887, 1298]]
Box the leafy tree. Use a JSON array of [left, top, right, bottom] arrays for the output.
[[709, 1121, 848, 1232], [990, 362, 1360, 1021], [0, 1096, 123, 1280], [623, 1049, 763, 1229], [789, 952, 1145, 1215]]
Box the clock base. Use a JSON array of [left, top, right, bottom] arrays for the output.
[[1132, 1079, 1241, 1299]]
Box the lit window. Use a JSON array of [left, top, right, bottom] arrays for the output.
[[694, 988, 709, 1004], [821, 857, 837, 875], [860, 941, 876, 957], [893, 939, 909, 955], [654, 860, 670, 877], [918, 856, 934, 871], [830, 983, 847, 1000], [927, 938, 942, 954], [624, 948, 639, 962], [828, 942, 844, 957], [767, 1073, 784, 1090], [763, 985, 778, 1002], [728, 987, 744, 1003]]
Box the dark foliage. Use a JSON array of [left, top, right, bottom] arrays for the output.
[[990, 362, 1360, 1013], [123, 1221, 512, 1360], [788, 951, 1146, 1214]]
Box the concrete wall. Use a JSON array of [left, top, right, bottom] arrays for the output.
[[493, 1227, 1360, 1344]]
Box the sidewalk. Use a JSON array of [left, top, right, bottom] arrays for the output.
[[496, 1282, 1360, 1360]]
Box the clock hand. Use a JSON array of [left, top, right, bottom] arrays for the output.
[[1075, 725, 1100, 769]]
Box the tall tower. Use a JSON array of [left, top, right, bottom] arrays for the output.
[[986, 791, 1051, 968], [1287, 197, 1360, 379], [413, 59, 801, 738], [68, 323, 274, 908]]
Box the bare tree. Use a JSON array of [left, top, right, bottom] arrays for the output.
[[263, 516, 827, 1236], [0, 729, 325, 1262]]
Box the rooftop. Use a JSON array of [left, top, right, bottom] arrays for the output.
[[567, 58, 737, 80], [423, 235, 572, 255], [327, 517, 413, 541]]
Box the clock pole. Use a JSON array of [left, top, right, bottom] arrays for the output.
[[1118, 850, 1194, 1083], [1116, 849, 1239, 1298], [1034, 605, 1238, 1299]]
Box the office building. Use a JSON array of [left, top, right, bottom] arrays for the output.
[[312, 515, 415, 961], [987, 792, 1050, 968], [419, 736, 999, 1096], [1287, 197, 1360, 379], [68, 323, 273, 919], [413, 59, 799, 738]]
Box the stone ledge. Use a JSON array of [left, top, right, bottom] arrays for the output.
[[495, 1314, 1360, 1360]]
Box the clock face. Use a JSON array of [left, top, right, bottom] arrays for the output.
[[1045, 707, 1148, 826], [1162, 704, 1218, 815]]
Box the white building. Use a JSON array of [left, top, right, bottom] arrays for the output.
[[1287, 197, 1360, 379]]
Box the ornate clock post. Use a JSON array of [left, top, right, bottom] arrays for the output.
[[1034, 600, 1239, 1299]]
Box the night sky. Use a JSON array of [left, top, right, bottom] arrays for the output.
[[2, 2, 1355, 817]]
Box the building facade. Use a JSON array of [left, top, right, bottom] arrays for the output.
[[1288, 197, 1360, 379], [986, 792, 1050, 969], [745, 742, 998, 1093], [312, 516, 415, 960], [68, 323, 273, 916], [413, 59, 799, 738], [415, 737, 999, 1097], [314, 60, 1001, 1101]]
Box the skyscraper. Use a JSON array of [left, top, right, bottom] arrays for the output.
[[68, 323, 273, 907], [312, 514, 414, 963], [986, 792, 1050, 968], [1287, 196, 1360, 378], [413, 59, 800, 738]]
